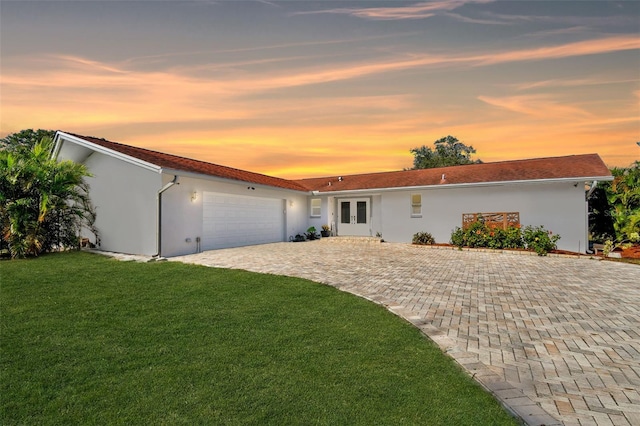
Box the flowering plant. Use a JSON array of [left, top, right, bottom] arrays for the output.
[[451, 222, 560, 255]]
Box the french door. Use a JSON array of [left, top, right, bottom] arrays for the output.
[[338, 198, 370, 236]]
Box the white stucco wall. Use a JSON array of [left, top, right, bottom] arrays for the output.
[[160, 174, 308, 257], [380, 182, 587, 252], [81, 152, 161, 255]]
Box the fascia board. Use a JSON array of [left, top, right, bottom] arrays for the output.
[[312, 176, 615, 195], [51, 132, 64, 159], [160, 168, 311, 194], [54, 132, 162, 174]]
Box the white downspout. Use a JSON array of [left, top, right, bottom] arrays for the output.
[[155, 175, 179, 258], [585, 181, 598, 254]]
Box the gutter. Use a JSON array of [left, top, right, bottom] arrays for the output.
[[311, 176, 614, 196], [155, 175, 179, 259]]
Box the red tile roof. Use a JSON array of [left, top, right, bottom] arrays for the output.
[[296, 154, 612, 193], [63, 133, 309, 192], [61, 133, 612, 193]]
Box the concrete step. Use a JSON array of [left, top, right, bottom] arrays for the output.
[[318, 236, 383, 244]]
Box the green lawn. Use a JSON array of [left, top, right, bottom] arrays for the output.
[[1, 252, 518, 425]]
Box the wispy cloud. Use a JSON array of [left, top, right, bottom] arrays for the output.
[[441, 12, 510, 25], [291, 0, 493, 21], [121, 32, 419, 65], [512, 77, 639, 91], [525, 26, 590, 38], [470, 35, 640, 66], [477, 94, 593, 118], [480, 12, 638, 28]]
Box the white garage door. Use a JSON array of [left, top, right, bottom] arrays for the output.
[[202, 192, 285, 250]]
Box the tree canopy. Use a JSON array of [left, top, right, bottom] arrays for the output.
[[0, 129, 56, 155], [0, 133, 96, 258], [410, 136, 481, 170]]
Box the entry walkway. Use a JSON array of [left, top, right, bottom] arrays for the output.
[[171, 241, 640, 426]]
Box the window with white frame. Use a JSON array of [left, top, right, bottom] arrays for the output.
[[310, 198, 321, 217], [411, 194, 422, 217]]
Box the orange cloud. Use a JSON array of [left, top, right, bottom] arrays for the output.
[[292, 1, 494, 20]]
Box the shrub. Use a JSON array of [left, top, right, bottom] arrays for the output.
[[450, 221, 559, 255], [412, 231, 435, 245], [450, 227, 465, 247], [521, 225, 561, 256]]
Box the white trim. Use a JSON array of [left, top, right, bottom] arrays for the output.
[[54, 131, 162, 173], [311, 176, 614, 196], [160, 168, 310, 194]]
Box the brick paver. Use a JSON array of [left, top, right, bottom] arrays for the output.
[[169, 241, 640, 426]]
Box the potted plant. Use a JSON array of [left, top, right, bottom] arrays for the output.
[[321, 225, 331, 237], [290, 233, 306, 242], [306, 226, 320, 240]]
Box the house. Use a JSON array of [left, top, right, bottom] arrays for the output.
[[52, 131, 613, 256]]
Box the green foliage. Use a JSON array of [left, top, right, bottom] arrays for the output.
[[1, 252, 518, 425], [0, 129, 56, 155], [305, 226, 319, 240], [521, 225, 561, 256], [609, 162, 640, 242], [590, 161, 640, 244], [0, 133, 96, 258], [450, 221, 560, 256], [410, 135, 482, 169], [412, 231, 435, 245]]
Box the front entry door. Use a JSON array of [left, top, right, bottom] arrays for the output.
[[339, 198, 370, 236]]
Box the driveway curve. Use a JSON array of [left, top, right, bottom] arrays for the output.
[[171, 241, 640, 426]]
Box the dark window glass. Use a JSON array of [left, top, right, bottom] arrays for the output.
[[341, 202, 351, 224], [356, 201, 366, 224]]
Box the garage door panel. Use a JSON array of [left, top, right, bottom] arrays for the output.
[[202, 192, 285, 250]]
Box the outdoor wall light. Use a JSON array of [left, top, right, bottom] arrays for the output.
[[191, 191, 198, 202], [289, 200, 294, 207]]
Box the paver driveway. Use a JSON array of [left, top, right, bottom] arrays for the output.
[[171, 240, 640, 426]]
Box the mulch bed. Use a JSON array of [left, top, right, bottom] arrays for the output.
[[620, 245, 640, 259], [414, 243, 585, 257]]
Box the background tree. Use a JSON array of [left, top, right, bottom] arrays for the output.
[[410, 135, 482, 169], [0, 129, 56, 155], [0, 133, 96, 258]]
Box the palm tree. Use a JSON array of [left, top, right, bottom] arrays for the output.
[[0, 135, 96, 258]]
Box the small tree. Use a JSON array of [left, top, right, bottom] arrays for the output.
[[0, 134, 97, 258], [410, 135, 482, 169]]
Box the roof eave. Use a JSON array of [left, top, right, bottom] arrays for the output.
[[161, 168, 311, 194], [312, 175, 615, 195], [54, 131, 162, 173]]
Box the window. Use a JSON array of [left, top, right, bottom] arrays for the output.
[[310, 198, 321, 217], [411, 194, 422, 217], [356, 201, 367, 224], [341, 201, 350, 223]]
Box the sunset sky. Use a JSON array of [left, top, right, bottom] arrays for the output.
[[1, 0, 639, 178]]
